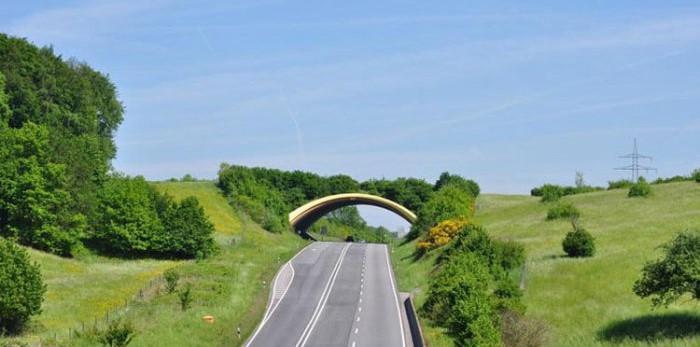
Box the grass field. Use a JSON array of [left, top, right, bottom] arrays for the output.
[[393, 181, 700, 347], [11, 250, 179, 345], [153, 181, 242, 235], [2, 181, 304, 347]]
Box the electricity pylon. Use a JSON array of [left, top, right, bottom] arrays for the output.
[[615, 138, 657, 181]]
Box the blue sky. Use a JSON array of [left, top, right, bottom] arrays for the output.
[[2, 1, 700, 229]]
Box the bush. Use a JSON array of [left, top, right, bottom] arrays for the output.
[[539, 184, 564, 203], [652, 175, 689, 184], [493, 240, 526, 271], [546, 203, 580, 221], [531, 183, 602, 198], [633, 230, 700, 307], [422, 223, 526, 347], [406, 184, 475, 240], [0, 238, 46, 334], [164, 269, 179, 294], [178, 284, 193, 311], [180, 174, 196, 182], [562, 224, 595, 258], [628, 177, 651, 198], [692, 169, 700, 183], [500, 310, 548, 347], [422, 253, 502, 347], [97, 319, 136, 347], [608, 179, 633, 190], [417, 218, 471, 251]]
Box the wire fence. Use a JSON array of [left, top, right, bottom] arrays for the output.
[[37, 276, 166, 346]]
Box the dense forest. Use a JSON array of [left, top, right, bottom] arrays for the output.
[[0, 34, 214, 259]]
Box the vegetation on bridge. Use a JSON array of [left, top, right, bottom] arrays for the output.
[[217, 163, 480, 236]]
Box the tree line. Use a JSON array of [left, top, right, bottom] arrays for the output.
[[217, 164, 480, 238], [0, 34, 216, 334], [0, 34, 215, 259]]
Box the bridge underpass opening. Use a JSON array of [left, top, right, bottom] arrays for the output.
[[288, 193, 417, 233]]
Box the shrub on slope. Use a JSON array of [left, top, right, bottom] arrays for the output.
[[0, 238, 46, 334], [546, 203, 580, 221], [422, 223, 526, 347], [628, 177, 651, 198], [562, 222, 595, 258]]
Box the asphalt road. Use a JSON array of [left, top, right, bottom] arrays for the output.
[[245, 242, 406, 347]]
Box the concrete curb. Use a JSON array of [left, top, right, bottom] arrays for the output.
[[400, 292, 425, 347]]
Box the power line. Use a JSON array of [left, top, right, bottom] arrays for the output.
[[615, 138, 657, 181]]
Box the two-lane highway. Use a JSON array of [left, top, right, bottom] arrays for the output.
[[245, 242, 406, 347]]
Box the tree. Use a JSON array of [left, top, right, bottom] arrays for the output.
[[327, 174, 359, 194], [407, 184, 475, 240], [0, 72, 10, 125], [0, 122, 85, 256], [0, 34, 124, 234], [435, 172, 481, 197], [0, 238, 46, 333], [361, 178, 434, 212], [692, 169, 700, 183], [326, 206, 366, 229], [93, 175, 216, 259], [633, 230, 700, 307], [159, 197, 215, 259], [92, 175, 165, 256]]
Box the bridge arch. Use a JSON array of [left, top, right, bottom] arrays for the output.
[[288, 193, 417, 232]]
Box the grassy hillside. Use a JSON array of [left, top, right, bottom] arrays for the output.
[[393, 181, 700, 347], [14, 250, 178, 344], [153, 181, 242, 235], [2, 181, 304, 346]]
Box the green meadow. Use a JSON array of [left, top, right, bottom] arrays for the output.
[[2, 181, 305, 347], [392, 181, 700, 347]]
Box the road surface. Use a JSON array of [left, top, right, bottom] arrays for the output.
[[245, 242, 406, 347]]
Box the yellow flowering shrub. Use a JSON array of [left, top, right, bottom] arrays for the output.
[[417, 218, 471, 251]]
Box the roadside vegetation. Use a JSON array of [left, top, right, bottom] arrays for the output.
[[0, 34, 303, 345], [0, 180, 305, 346], [394, 180, 700, 347], [473, 181, 700, 346], [216, 164, 454, 234]]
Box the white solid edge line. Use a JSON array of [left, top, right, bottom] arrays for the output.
[[297, 243, 351, 347], [244, 242, 314, 347], [263, 262, 283, 321], [384, 244, 407, 347]]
